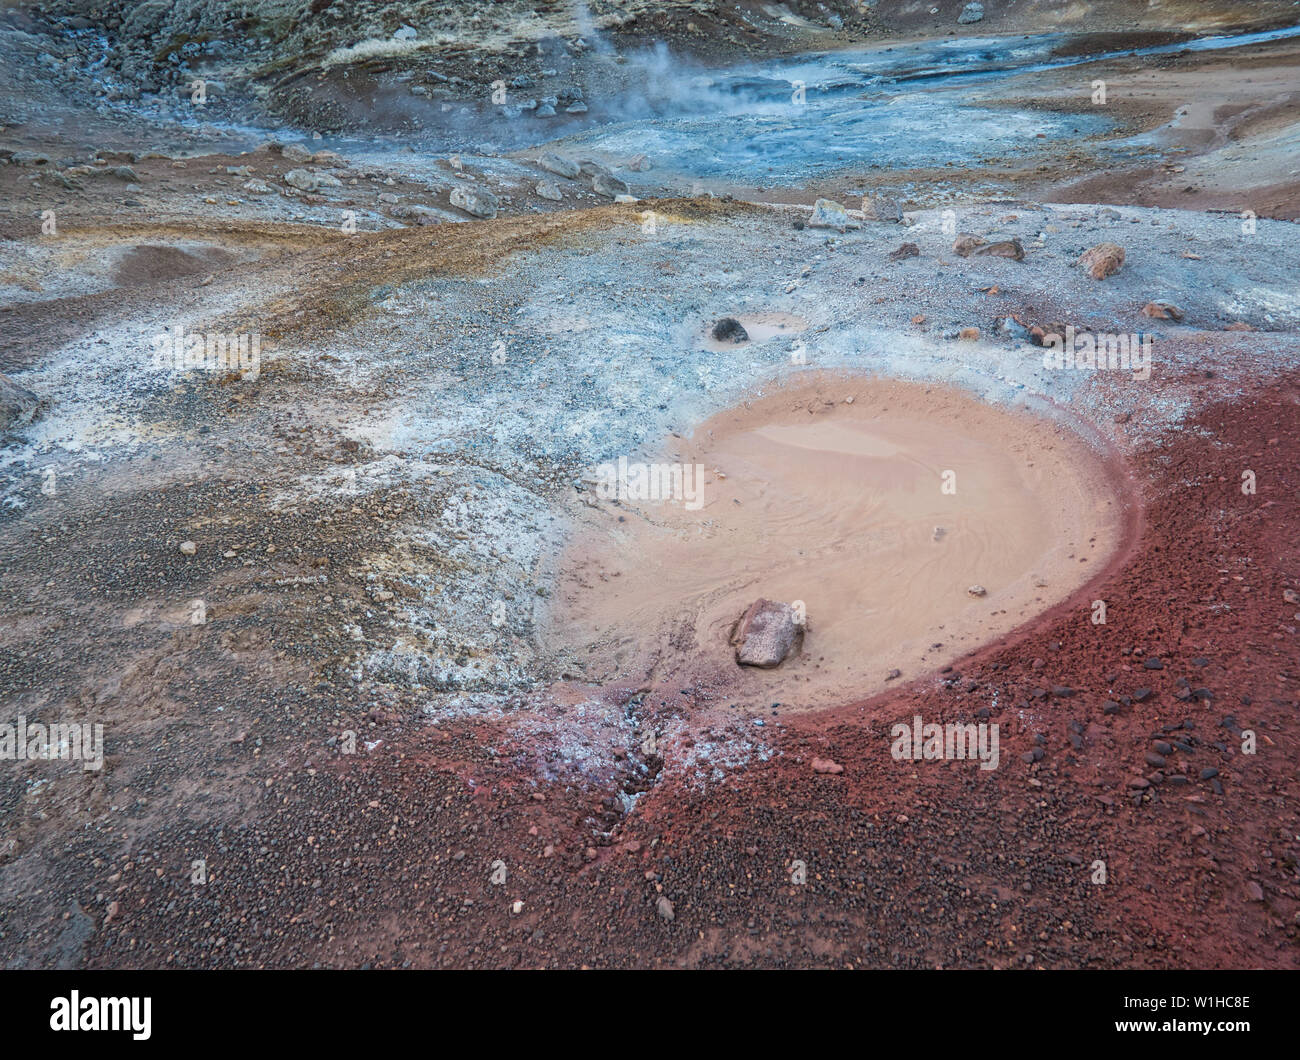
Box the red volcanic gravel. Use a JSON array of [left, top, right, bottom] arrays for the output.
[[81, 375, 1300, 969]]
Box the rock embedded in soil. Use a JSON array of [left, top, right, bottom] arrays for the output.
[[953, 234, 985, 256], [535, 180, 562, 201], [889, 242, 920, 261], [811, 757, 844, 775], [449, 184, 499, 219], [974, 238, 1025, 261], [808, 197, 853, 231], [0, 373, 41, 431], [592, 171, 630, 198], [1143, 301, 1183, 320], [733, 598, 802, 668], [862, 194, 903, 222], [711, 317, 749, 344], [1080, 242, 1125, 279]]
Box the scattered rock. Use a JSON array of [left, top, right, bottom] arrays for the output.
[[1142, 301, 1183, 320], [538, 153, 580, 179], [808, 198, 853, 231], [958, 327, 981, 341], [811, 757, 844, 775], [0, 373, 41, 431], [449, 184, 499, 219], [280, 142, 314, 162], [861, 194, 903, 222], [733, 598, 802, 668], [535, 181, 563, 201], [952, 234, 985, 257], [1245, 881, 1265, 902], [889, 242, 920, 261], [179, 540, 197, 556], [656, 895, 675, 922], [974, 238, 1024, 261], [592, 171, 630, 198], [284, 168, 341, 192], [1079, 242, 1125, 279], [967, 584, 987, 596], [957, 2, 985, 24], [622, 154, 652, 172]]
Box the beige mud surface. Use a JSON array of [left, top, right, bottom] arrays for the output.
[[548, 374, 1127, 710]]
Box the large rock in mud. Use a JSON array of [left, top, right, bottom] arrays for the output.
[[732, 599, 803, 668], [0, 373, 41, 432], [449, 184, 499, 219]]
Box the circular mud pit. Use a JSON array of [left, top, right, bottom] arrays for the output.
[[549, 374, 1129, 711], [702, 311, 807, 351]]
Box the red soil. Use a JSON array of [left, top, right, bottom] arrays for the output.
[[84, 372, 1300, 968]]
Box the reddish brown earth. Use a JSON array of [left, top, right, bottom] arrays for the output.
[[74, 373, 1300, 969]]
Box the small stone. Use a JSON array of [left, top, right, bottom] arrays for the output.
[[952, 234, 985, 257], [535, 180, 563, 201], [957, 2, 985, 24], [179, 541, 197, 555], [1144, 751, 1166, 768], [656, 895, 675, 922], [1142, 302, 1183, 320], [958, 327, 980, 341], [967, 584, 987, 596], [811, 757, 844, 775], [889, 242, 920, 261], [1245, 881, 1264, 902], [1143, 657, 1164, 670]]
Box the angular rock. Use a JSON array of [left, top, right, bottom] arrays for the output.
[[957, 2, 985, 24], [952, 234, 985, 257], [733, 598, 802, 668], [592, 171, 629, 198], [449, 184, 499, 219], [974, 238, 1024, 261], [889, 242, 920, 261], [656, 895, 675, 922], [538, 152, 580, 178], [861, 194, 903, 222], [0, 373, 41, 431], [535, 180, 563, 201], [808, 197, 853, 231]]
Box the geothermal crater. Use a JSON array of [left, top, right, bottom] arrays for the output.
[[548, 374, 1127, 710]]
